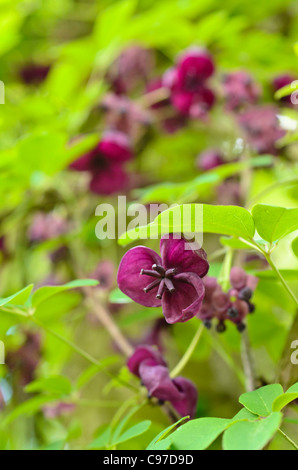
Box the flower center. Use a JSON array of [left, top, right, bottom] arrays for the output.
[[140, 264, 177, 299]]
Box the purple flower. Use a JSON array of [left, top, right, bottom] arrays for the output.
[[107, 45, 154, 95], [273, 74, 295, 105], [197, 268, 258, 332], [222, 71, 260, 111], [196, 149, 224, 171], [117, 235, 209, 324], [239, 106, 285, 155], [91, 260, 115, 291], [70, 131, 133, 195], [128, 346, 198, 418], [164, 48, 215, 120], [19, 63, 50, 85], [28, 213, 69, 243], [43, 402, 76, 419]]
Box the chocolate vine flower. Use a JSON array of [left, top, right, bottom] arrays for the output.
[[197, 267, 258, 332], [239, 106, 285, 155], [128, 346, 197, 418], [70, 131, 133, 195], [196, 149, 224, 171], [164, 48, 215, 120], [222, 71, 260, 111], [118, 235, 209, 324]]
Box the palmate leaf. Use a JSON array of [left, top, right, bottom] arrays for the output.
[[252, 204, 298, 243], [222, 412, 282, 451], [0, 284, 34, 309], [239, 384, 284, 416], [118, 204, 255, 245]]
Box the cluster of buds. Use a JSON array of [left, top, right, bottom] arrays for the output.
[[198, 267, 258, 333], [28, 212, 69, 243], [128, 346, 197, 418]]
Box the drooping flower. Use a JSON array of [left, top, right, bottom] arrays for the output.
[[43, 402, 76, 419], [197, 268, 258, 332], [239, 106, 285, 155], [164, 48, 216, 120], [196, 149, 224, 171], [70, 131, 133, 195], [222, 71, 260, 111], [128, 346, 197, 418], [117, 234, 209, 324]]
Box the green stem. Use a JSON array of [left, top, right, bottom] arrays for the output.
[[170, 323, 204, 378], [264, 254, 298, 306], [31, 317, 137, 391], [278, 429, 298, 450]]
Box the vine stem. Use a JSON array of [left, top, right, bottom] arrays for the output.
[[30, 317, 137, 390], [278, 429, 298, 450], [263, 253, 298, 307], [82, 285, 134, 357], [170, 323, 204, 378], [241, 329, 256, 392]]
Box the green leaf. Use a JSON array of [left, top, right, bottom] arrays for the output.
[[167, 418, 231, 450], [146, 416, 189, 450], [252, 204, 298, 243], [0, 395, 59, 427], [292, 237, 298, 257], [239, 384, 284, 417], [113, 420, 151, 445], [31, 279, 98, 308], [24, 376, 72, 397], [222, 412, 282, 450], [0, 284, 34, 308], [118, 204, 255, 246], [109, 288, 133, 304], [88, 425, 112, 450], [272, 382, 298, 412]]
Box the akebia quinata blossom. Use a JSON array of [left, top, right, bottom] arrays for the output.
[[164, 48, 215, 119], [128, 346, 198, 418], [70, 131, 133, 195], [117, 234, 209, 324], [198, 267, 258, 332]]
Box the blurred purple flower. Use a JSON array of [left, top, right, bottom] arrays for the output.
[[107, 46, 154, 95], [239, 106, 285, 155], [117, 234, 209, 324], [128, 346, 197, 418], [197, 149, 224, 171], [28, 213, 69, 243], [222, 71, 260, 111], [164, 48, 215, 120], [6, 332, 42, 385], [19, 63, 50, 85], [70, 131, 133, 195], [43, 402, 76, 419], [91, 260, 115, 291]]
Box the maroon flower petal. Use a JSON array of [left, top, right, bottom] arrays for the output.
[[162, 273, 205, 324], [89, 164, 128, 195], [117, 246, 162, 307], [127, 346, 166, 377], [160, 234, 209, 278], [171, 377, 198, 418], [70, 151, 95, 172], [139, 363, 182, 402], [99, 131, 133, 163]]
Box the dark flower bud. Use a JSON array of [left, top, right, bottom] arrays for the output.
[[216, 321, 226, 333], [227, 307, 239, 319], [237, 323, 246, 333], [239, 287, 253, 301]]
